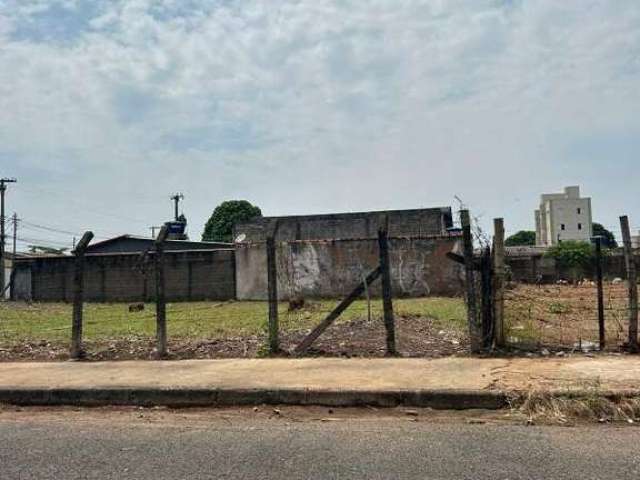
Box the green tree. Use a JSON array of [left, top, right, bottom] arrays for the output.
[[592, 222, 617, 249], [202, 200, 262, 242], [505, 230, 536, 247], [546, 240, 594, 282]]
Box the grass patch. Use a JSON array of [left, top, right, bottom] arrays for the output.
[[0, 297, 466, 347], [548, 302, 571, 315]]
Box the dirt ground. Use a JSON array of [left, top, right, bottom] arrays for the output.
[[504, 282, 631, 351], [0, 404, 522, 426], [0, 314, 468, 361]]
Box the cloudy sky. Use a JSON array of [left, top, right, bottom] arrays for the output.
[[0, 0, 639, 249]]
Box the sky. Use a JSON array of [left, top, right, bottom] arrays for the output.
[[0, 0, 639, 250]]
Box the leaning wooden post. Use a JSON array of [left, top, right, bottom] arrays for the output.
[[620, 216, 638, 352], [378, 215, 397, 356], [266, 221, 280, 354], [492, 218, 505, 348], [461, 210, 481, 353], [70, 231, 94, 359], [154, 225, 170, 358]]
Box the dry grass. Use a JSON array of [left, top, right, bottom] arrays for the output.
[[515, 381, 640, 425], [504, 283, 631, 350]]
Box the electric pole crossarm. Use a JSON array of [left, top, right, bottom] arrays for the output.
[[170, 193, 184, 221]]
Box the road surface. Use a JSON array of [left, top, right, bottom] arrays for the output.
[[1, 407, 638, 479]]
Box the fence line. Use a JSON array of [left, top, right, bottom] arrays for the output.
[[455, 212, 639, 354]]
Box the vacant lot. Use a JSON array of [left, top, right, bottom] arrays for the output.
[[0, 298, 467, 361], [504, 283, 631, 350]]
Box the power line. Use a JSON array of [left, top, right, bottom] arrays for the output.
[[18, 185, 150, 226], [17, 218, 120, 240], [16, 235, 73, 248], [20, 220, 82, 237]]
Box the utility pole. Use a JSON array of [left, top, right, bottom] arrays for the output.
[[0, 177, 17, 299], [170, 193, 184, 221], [11, 213, 18, 258]]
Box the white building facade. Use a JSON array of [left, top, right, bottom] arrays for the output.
[[535, 186, 593, 246]]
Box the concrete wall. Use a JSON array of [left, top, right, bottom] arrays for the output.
[[12, 249, 236, 302], [506, 251, 639, 283], [234, 208, 454, 243], [85, 237, 231, 254], [235, 235, 464, 300]]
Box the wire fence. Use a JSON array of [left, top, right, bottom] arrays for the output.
[[0, 224, 468, 361], [0, 295, 467, 361], [504, 281, 633, 351]]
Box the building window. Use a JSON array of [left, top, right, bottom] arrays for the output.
[[561, 224, 566, 231], [577, 208, 581, 214], [578, 223, 582, 230]]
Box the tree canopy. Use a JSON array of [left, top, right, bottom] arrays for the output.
[[546, 240, 593, 281], [202, 200, 262, 242], [505, 230, 536, 247], [592, 222, 617, 248]]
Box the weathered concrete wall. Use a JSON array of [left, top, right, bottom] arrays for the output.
[[235, 236, 463, 300], [506, 251, 639, 283], [234, 208, 454, 243], [12, 249, 236, 302]]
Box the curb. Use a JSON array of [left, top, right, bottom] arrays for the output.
[[0, 388, 508, 410]]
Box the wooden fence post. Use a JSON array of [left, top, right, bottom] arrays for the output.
[[155, 225, 169, 358], [593, 236, 605, 350], [620, 216, 638, 352], [460, 210, 481, 353], [266, 221, 280, 354], [378, 215, 397, 356], [480, 246, 493, 349], [492, 218, 505, 348], [70, 231, 94, 359]]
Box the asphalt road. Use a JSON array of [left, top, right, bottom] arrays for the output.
[[1, 407, 639, 479]]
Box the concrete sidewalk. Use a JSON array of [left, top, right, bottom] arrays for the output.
[[0, 356, 639, 409]]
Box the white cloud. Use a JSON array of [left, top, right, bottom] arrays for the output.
[[0, 0, 639, 246]]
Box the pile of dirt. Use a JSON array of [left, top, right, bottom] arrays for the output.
[[280, 315, 467, 358], [0, 315, 467, 361]]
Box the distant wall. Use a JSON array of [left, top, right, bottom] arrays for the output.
[[506, 251, 640, 283], [12, 249, 236, 302], [234, 208, 454, 243], [85, 238, 231, 255], [235, 235, 463, 300]]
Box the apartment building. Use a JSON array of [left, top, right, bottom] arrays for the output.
[[535, 186, 593, 246]]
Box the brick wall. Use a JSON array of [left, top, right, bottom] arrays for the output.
[[12, 249, 236, 302]]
